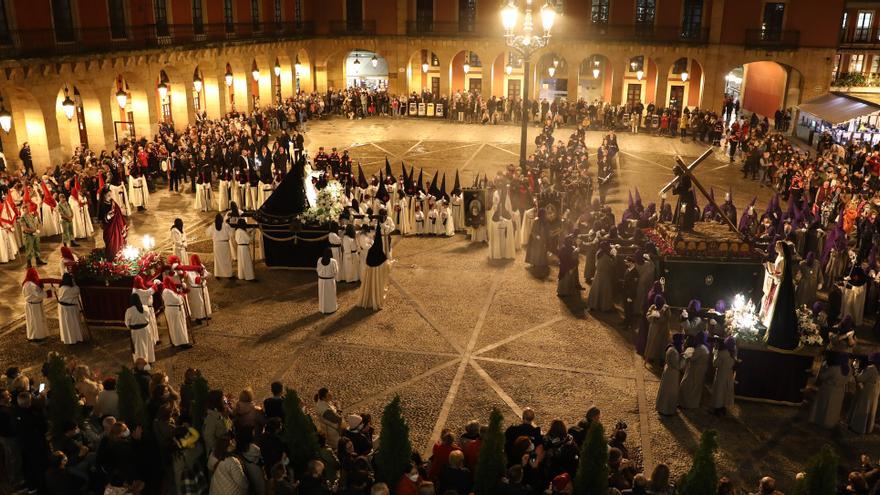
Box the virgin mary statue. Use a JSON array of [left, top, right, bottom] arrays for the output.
[[759, 240, 799, 349]]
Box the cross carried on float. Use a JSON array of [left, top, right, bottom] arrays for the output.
[[659, 147, 745, 240]]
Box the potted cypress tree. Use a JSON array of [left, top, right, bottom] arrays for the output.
[[375, 395, 413, 485], [474, 407, 506, 495], [117, 367, 149, 432], [282, 388, 320, 475], [678, 429, 719, 494], [45, 354, 81, 438], [574, 422, 609, 495]]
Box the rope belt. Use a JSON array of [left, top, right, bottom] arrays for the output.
[[237, 243, 249, 246], [166, 304, 181, 308], [58, 301, 76, 307], [330, 243, 341, 247], [190, 285, 202, 289], [318, 275, 335, 279], [129, 323, 148, 330]]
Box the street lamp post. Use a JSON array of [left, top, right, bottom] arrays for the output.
[[501, 0, 556, 167]]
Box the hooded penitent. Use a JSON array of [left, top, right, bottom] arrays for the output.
[[365, 227, 387, 267]]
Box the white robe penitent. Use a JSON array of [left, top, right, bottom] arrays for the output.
[[207, 223, 234, 278], [57, 285, 84, 344], [161, 289, 190, 347], [125, 306, 156, 363], [132, 287, 160, 344], [235, 228, 255, 280], [317, 258, 339, 314], [22, 281, 49, 340]]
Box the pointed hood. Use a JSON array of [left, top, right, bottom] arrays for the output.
[[357, 164, 369, 189], [440, 173, 449, 202], [40, 181, 57, 209], [628, 190, 634, 211], [365, 227, 387, 267], [416, 169, 425, 194], [634, 187, 642, 209], [452, 170, 462, 196], [385, 157, 395, 183], [401, 163, 408, 186], [376, 172, 390, 203], [428, 171, 439, 198], [403, 166, 415, 195]]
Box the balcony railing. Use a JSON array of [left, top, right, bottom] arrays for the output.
[[328, 20, 376, 35], [0, 21, 315, 59], [406, 21, 708, 44], [744, 29, 800, 50], [840, 29, 880, 48]]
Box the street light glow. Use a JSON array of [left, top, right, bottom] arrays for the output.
[[501, 2, 519, 31], [115, 88, 128, 109], [0, 95, 10, 133], [61, 86, 75, 121], [505, 64, 513, 75], [157, 80, 168, 101]]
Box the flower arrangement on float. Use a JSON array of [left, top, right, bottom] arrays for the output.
[[71, 235, 164, 285], [724, 294, 764, 343], [796, 305, 824, 347], [298, 179, 343, 226]]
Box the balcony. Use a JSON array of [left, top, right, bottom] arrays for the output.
[[406, 20, 498, 37], [0, 22, 315, 59], [744, 29, 800, 50], [559, 23, 710, 44], [328, 20, 376, 36], [840, 29, 880, 49]]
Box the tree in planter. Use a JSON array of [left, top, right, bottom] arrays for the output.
[[190, 375, 209, 432], [375, 395, 413, 485], [474, 407, 506, 495], [282, 388, 320, 475], [678, 429, 719, 494], [574, 422, 608, 495], [45, 354, 81, 437], [793, 444, 838, 495], [117, 367, 149, 432]]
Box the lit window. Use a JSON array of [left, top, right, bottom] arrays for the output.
[[591, 0, 609, 24], [851, 54, 865, 73]]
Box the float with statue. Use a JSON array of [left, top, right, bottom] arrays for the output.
[[645, 150, 823, 404]]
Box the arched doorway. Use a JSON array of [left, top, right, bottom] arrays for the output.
[[622, 55, 658, 106], [578, 54, 612, 103], [490, 51, 524, 99], [450, 50, 483, 95], [156, 70, 172, 123], [536, 52, 568, 101], [55, 85, 88, 155], [722, 61, 802, 125], [345, 50, 389, 90], [192, 66, 205, 115], [294, 48, 313, 94], [663, 57, 704, 110], [407, 49, 440, 95], [112, 75, 137, 143]]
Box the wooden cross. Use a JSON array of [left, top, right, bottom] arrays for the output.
[[659, 147, 744, 238]]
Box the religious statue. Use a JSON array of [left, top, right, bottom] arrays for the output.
[[671, 164, 697, 231], [759, 241, 799, 349]]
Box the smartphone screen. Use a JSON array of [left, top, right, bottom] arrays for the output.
[[38, 383, 46, 393]]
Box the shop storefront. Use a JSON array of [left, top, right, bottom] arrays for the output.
[[796, 92, 880, 147]]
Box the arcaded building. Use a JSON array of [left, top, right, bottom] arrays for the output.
[[0, 0, 845, 170]]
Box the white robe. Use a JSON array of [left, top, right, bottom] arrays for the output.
[[109, 184, 131, 216], [125, 307, 155, 363], [235, 228, 255, 280], [128, 176, 149, 208], [258, 181, 274, 208], [489, 215, 516, 260], [0, 228, 16, 263], [40, 201, 61, 237], [70, 197, 94, 239], [185, 270, 212, 320], [57, 285, 84, 344], [132, 287, 160, 344], [217, 180, 231, 211], [206, 223, 234, 278], [440, 206, 455, 236], [396, 198, 413, 235], [317, 258, 339, 314], [194, 183, 212, 212], [328, 232, 344, 282], [380, 217, 395, 257], [171, 227, 188, 262], [22, 281, 49, 340], [414, 211, 425, 235], [357, 261, 390, 310], [850, 364, 880, 434], [520, 208, 536, 247], [710, 350, 736, 410], [357, 232, 373, 279], [342, 236, 359, 282], [656, 347, 683, 415], [451, 194, 465, 231], [842, 283, 867, 326], [161, 289, 190, 346]]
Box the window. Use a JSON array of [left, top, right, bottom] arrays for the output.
[[0, 0, 11, 44], [468, 52, 481, 67], [431, 52, 439, 66], [274, 0, 283, 24], [251, 0, 261, 31], [591, 0, 609, 24], [871, 55, 880, 74], [459, 0, 476, 32], [346, 0, 362, 29], [52, 0, 75, 42], [108, 0, 127, 39], [224, 0, 235, 32], [851, 54, 865, 73], [841, 11, 848, 41], [154, 0, 169, 37], [855, 11, 873, 42], [416, 0, 433, 31], [833, 54, 841, 78], [294, 0, 302, 25], [681, 0, 703, 40], [192, 0, 204, 34], [635, 0, 655, 27], [761, 2, 785, 38]]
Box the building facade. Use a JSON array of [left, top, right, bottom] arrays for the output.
[[0, 0, 844, 170]]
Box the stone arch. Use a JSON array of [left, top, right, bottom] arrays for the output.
[[489, 50, 525, 99], [719, 60, 804, 123], [535, 52, 569, 101], [293, 47, 314, 93], [342, 49, 390, 90], [0, 84, 49, 171], [449, 49, 485, 95], [620, 54, 658, 105], [578, 53, 614, 103], [407, 49, 441, 95], [662, 57, 704, 110]]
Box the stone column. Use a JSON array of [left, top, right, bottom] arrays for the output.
[[611, 59, 628, 105], [35, 95, 65, 170], [654, 63, 669, 107]]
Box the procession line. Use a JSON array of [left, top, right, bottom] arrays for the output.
[[424, 268, 504, 457], [472, 315, 565, 356]]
